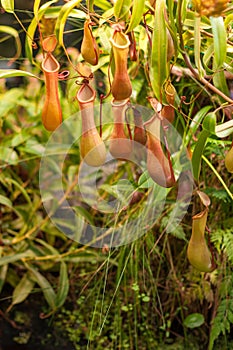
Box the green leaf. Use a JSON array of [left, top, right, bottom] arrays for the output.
[[95, 0, 111, 10], [11, 130, 31, 148], [126, 0, 145, 33], [5, 177, 32, 205], [74, 206, 95, 225], [55, 261, 69, 308], [192, 129, 209, 181], [0, 146, 19, 165], [26, 0, 58, 64], [194, 16, 205, 77], [1, 0, 14, 13], [150, 0, 168, 101], [203, 43, 214, 74], [0, 251, 35, 267], [184, 313, 205, 329], [193, 112, 216, 181], [29, 266, 56, 310], [185, 105, 212, 146], [202, 112, 216, 134], [138, 170, 155, 189], [114, 0, 131, 21], [35, 239, 60, 256], [213, 69, 229, 97], [55, 0, 82, 48], [0, 69, 39, 79], [215, 120, 233, 138], [86, 0, 94, 11], [224, 13, 233, 28], [0, 26, 21, 61], [11, 273, 35, 307], [33, 0, 41, 19], [210, 16, 227, 68], [0, 88, 24, 116], [0, 194, 12, 208]]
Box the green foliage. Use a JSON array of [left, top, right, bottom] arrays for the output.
[[0, 0, 233, 348], [208, 269, 233, 350]]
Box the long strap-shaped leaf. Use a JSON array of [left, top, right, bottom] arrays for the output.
[[25, 0, 58, 64], [126, 0, 145, 33], [150, 0, 168, 102], [192, 112, 216, 181], [194, 16, 205, 77], [0, 69, 39, 79], [55, 0, 82, 48], [210, 16, 227, 69]]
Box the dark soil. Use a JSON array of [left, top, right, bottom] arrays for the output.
[[0, 292, 75, 350]]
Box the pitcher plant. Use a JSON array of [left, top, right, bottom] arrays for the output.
[[187, 209, 215, 272], [145, 114, 176, 188], [41, 36, 62, 131], [81, 17, 99, 66], [76, 82, 106, 167], [109, 99, 132, 160], [110, 29, 132, 100]]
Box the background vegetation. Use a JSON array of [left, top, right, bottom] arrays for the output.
[[0, 0, 233, 349]]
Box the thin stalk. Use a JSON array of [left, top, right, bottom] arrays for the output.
[[99, 244, 134, 334], [202, 155, 233, 200]]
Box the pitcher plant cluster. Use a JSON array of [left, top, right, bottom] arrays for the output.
[[0, 0, 233, 274]]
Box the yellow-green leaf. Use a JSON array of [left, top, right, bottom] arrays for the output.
[[55, 0, 82, 48], [29, 266, 56, 310], [213, 69, 229, 97], [210, 16, 226, 68], [126, 0, 145, 33], [192, 129, 209, 181], [114, 0, 131, 21], [194, 16, 205, 77], [0, 251, 35, 266], [25, 0, 58, 64], [11, 273, 35, 307], [33, 0, 41, 19], [150, 0, 168, 101], [55, 261, 69, 308], [86, 0, 94, 12], [202, 112, 216, 134], [0, 69, 39, 79], [185, 105, 212, 146], [192, 112, 216, 181], [1, 0, 14, 13], [216, 120, 233, 138], [0, 194, 12, 208]]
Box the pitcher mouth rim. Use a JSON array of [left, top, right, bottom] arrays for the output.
[[76, 83, 96, 104], [42, 52, 60, 74]]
